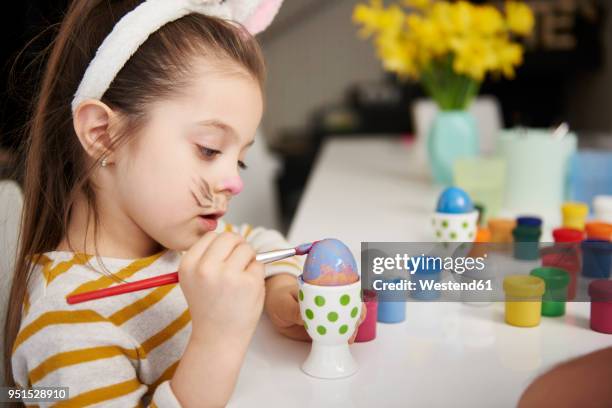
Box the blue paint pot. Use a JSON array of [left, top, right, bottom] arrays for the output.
[[581, 239, 612, 279], [517, 216, 543, 228], [411, 257, 443, 301], [377, 277, 406, 323]]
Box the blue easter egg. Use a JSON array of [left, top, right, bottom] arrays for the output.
[[302, 239, 359, 286], [436, 187, 474, 214]]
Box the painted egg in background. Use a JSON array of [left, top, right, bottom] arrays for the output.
[[436, 187, 474, 214], [302, 239, 360, 286]]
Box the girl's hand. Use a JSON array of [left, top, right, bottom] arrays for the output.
[[264, 274, 310, 341], [264, 274, 367, 343], [178, 231, 266, 348]]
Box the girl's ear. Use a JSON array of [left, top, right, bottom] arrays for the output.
[[72, 100, 117, 164], [242, 0, 284, 35]]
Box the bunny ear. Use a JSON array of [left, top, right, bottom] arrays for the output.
[[242, 0, 284, 35]]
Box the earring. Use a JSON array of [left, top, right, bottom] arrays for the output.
[[101, 158, 108, 167]]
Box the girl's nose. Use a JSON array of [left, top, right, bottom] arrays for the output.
[[220, 175, 244, 196]]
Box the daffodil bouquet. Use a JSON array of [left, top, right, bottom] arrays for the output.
[[353, 0, 534, 110]]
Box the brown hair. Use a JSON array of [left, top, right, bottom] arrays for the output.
[[4, 0, 266, 387]]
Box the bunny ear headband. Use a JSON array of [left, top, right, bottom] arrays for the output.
[[71, 0, 283, 113]]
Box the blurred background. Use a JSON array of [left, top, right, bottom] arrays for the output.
[[1, 0, 612, 234]]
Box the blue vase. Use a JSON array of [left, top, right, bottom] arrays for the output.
[[427, 110, 479, 185]]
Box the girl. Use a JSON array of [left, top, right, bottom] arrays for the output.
[[4, 0, 365, 406]]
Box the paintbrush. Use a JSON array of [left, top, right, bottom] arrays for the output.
[[66, 242, 315, 305]]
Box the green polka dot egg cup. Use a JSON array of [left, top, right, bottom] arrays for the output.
[[298, 277, 362, 379], [431, 210, 479, 243]]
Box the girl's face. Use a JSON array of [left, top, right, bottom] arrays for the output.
[[111, 66, 263, 252]]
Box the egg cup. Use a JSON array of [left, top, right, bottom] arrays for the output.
[[431, 210, 479, 243], [298, 277, 363, 379]]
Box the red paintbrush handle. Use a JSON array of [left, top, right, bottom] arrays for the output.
[[65, 244, 312, 305], [66, 272, 179, 304]]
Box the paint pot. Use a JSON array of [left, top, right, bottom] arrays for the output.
[[588, 280, 612, 334], [475, 227, 491, 242], [468, 227, 490, 258], [503, 275, 545, 327], [488, 218, 516, 244], [410, 257, 443, 301], [355, 290, 377, 342], [530, 267, 570, 317], [512, 225, 542, 261], [552, 227, 584, 243], [585, 221, 612, 241], [517, 216, 542, 228], [542, 227, 584, 300], [561, 201, 589, 230], [581, 239, 612, 279], [377, 277, 406, 323], [593, 195, 612, 223]]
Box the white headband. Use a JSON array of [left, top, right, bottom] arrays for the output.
[[71, 0, 283, 113]]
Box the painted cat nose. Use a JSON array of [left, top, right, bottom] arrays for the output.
[[221, 176, 244, 195]]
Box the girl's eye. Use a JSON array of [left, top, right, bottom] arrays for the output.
[[199, 146, 221, 159], [198, 145, 248, 171]]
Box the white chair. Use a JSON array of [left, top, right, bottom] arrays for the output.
[[411, 96, 503, 172], [0, 180, 24, 385], [221, 129, 283, 230]]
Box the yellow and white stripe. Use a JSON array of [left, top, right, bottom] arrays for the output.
[[12, 220, 303, 406]]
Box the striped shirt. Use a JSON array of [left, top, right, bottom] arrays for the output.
[[12, 220, 304, 407]]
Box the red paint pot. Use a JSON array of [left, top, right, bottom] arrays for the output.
[[552, 227, 584, 243], [588, 280, 612, 334], [540, 243, 580, 300], [355, 290, 377, 342]]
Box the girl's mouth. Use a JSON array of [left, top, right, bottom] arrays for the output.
[[197, 212, 224, 230], [198, 215, 218, 230]]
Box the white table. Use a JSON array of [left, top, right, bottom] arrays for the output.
[[229, 137, 611, 407]]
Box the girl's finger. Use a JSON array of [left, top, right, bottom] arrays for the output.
[[359, 303, 367, 324], [225, 243, 257, 273], [199, 232, 244, 266], [276, 324, 311, 342], [180, 231, 218, 273], [348, 304, 366, 344], [286, 295, 304, 325], [285, 286, 305, 325], [271, 292, 304, 327]]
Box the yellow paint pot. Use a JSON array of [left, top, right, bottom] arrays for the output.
[[562, 201, 589, 230], [503, 275, 545, 327]]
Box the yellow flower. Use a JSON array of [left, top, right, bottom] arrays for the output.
[[378, 4, 407, 37], [402, 0, 430, 10], [352, 0, 384, 38], [472, 6, 504, 36], [449, 1, 475, 35], [376, 35, 419, 77], [429, 2, 458, 36], [352, 0, 532, 84], [353, 1, 405, 38], [406, 14, 448, 58], [493, 40, 523, 78], [505, 1, 535, 36], [451, 36, 496, 81]]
